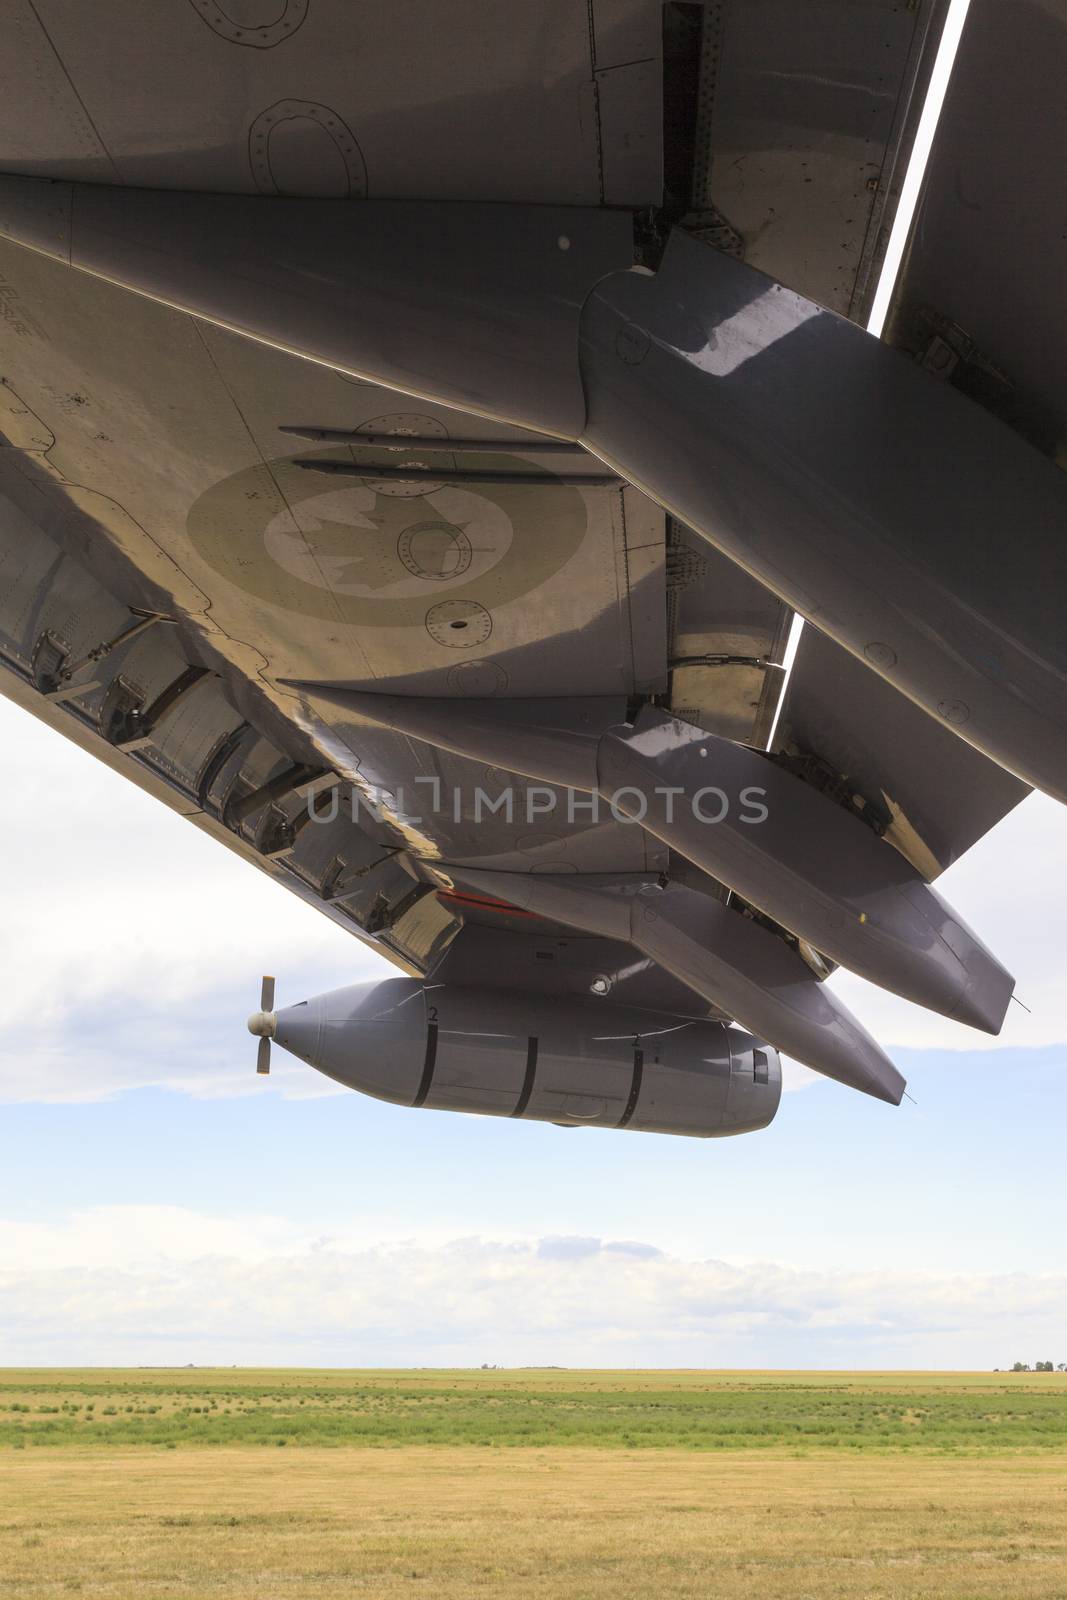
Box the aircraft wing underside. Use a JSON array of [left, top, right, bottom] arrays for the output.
[[0, 0, 1063, 1130]]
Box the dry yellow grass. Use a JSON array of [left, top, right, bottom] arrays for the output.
[[3, 1445, 1067, 1598]]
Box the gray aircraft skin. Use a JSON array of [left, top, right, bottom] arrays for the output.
[[0, 1, 1061, 1136]]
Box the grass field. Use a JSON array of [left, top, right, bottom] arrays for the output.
[[3, 1366, 1067, 1452], [2, 1370, 1067, 1597]]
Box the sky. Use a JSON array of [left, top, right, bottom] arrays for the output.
[[1, 691, 1065, 1370]]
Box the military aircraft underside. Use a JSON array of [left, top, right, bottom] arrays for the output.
[[0, 0, 1064, 1136]]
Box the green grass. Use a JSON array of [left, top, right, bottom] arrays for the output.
[[1, 1368, 1065, 1452]]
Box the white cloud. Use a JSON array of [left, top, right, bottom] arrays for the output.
[[1, 1206, 1064, 1368], [0, 1205, 309, 1269]]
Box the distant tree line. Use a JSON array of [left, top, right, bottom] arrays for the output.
[[998, 1361, 1065, 1371]]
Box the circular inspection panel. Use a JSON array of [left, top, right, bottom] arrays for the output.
[[398, 520, 472, 581], [248, 98, 367, 194], [191, 0, 309, 49], [448, 663, 509, 696], [357, 413, 450, 496], [425, 600, 492, 648], [615, 323, 651, 365]]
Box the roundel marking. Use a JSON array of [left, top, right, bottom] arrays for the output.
[[187, 444, 590, 627]]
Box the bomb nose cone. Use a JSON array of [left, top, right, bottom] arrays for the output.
[[247, 1011, 276, 1038]]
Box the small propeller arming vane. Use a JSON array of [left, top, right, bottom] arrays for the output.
[[248, 975, 276, 1075]]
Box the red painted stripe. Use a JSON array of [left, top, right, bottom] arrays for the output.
[[437, 889, 539, 919]]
